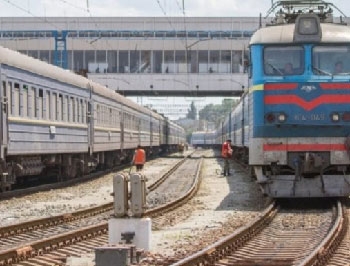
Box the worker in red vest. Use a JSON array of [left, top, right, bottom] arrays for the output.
[[132, 145, 146, 171], [221, 139, 232, 176]]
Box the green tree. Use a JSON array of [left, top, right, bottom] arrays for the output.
[[186, 101, 197, 120], [199, 98, 238, 127]]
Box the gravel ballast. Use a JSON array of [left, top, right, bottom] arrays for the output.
[[147, 148, 269, 259], [0, 148, 270, 265]]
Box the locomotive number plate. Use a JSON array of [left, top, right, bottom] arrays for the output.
[[293, 113, 325, 121]]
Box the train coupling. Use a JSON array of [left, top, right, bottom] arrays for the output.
[[291, 152, 328, 176]]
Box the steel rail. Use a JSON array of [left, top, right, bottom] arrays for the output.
[[0, 154, 202, 265], [298, 201, 347, 266], [170, 201, 277, 266], [144, 157, 203, 218], [0, 154, 193, 239]]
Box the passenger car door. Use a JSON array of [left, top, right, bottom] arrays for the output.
[[0, 75, 8, 159]]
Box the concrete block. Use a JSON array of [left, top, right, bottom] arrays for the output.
[[108, 217, 151, 251], [65, 255, 94, 266]]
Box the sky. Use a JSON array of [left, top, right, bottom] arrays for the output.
[[0, 0, 348, 18]]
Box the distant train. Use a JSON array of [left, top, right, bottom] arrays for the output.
[[192, 3, 350, 198], [190, 131, 216, 148], [0, 46, 185, 191]]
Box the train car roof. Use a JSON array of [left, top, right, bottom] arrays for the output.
[[90, 80, 150, 114], [90, 81, 170, 121], [250, 23, 350, 44], [192, 131, 208, 134], [0, 45, 160, 119], [192, 131, 215, 135], [151, 111, 164, 120], [0, 46, 168, 122], [0, 45, 89, 88]]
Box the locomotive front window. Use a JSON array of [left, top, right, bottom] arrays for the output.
[[312, 46, 350, 76], [263, 46, 304, 76]]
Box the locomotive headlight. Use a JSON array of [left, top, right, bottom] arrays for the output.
[[294, 14, 321, 43], [331, 113, 340, 122], [278, 113, 286, 122], [298, 17, 318, 35]]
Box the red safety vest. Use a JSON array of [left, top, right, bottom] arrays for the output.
[[134, 148, 146, 164], [221, 142, 232, 158]]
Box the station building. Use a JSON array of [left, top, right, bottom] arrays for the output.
[[0, 17, 261, 119]]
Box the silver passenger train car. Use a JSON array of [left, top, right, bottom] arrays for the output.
[[0, 46, 185, 191], [191, 131, 217, 148]]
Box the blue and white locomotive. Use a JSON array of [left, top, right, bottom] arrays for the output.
[[196, 1, 350, 198], [0, 45, 185, 191], [248, 2, 350, 197]]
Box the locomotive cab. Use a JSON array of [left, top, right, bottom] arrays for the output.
[[249, 2, 350, 197]]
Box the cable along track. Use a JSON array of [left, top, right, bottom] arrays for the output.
[[0, 153, 203, 265]]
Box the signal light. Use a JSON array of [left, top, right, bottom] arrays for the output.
[[265, 113, 275, 123], [342, 112, 350, 122]]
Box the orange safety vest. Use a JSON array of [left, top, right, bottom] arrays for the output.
[[221, 142, 232, 158], [134, 148, 146, 164]]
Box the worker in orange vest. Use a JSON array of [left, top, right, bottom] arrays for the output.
[[132, 145, 146, 171], [221, 139, 232, 176]]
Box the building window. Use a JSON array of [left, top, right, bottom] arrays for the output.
[[140, 51, 151, 73], [209, 50, 220, 73], [96, 50, 107, 73], [164, 50, 174, 73], [119, 51, 129, 73], [232, 50, 243, 73], [175, 50, 187, 73], [152, 50, 162, 73], [74, 50, 84, 72], [107, 51, 118, 73], [220, 50, 231, 73], [130, 50, 140, 73], [86, 50, 95, 73], [39, 50, 50, 64], [198, 51, 208, 73]]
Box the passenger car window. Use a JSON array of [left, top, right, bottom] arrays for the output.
[[264, 46, 304, 76]]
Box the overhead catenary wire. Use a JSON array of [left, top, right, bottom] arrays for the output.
[[1, 0, 119, 69], [56, 0, 90, 13], [1, 0, 64, 30], [155, 0, 196, 95], [155, 0, 181, 33]]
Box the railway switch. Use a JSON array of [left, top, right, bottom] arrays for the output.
[[130, 173, 147, 217], [109, 172, 151, 251], [113, 173, 129, 217]]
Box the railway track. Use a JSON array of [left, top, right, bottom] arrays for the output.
[[171, 201, 347, 266], [326, 202, 350, 266], [0, 152, 204, 265], [0, 151, 187, 201], [0, 160, 138, 201]]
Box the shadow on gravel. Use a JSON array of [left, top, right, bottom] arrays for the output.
[[204, 149, 271, 212]]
